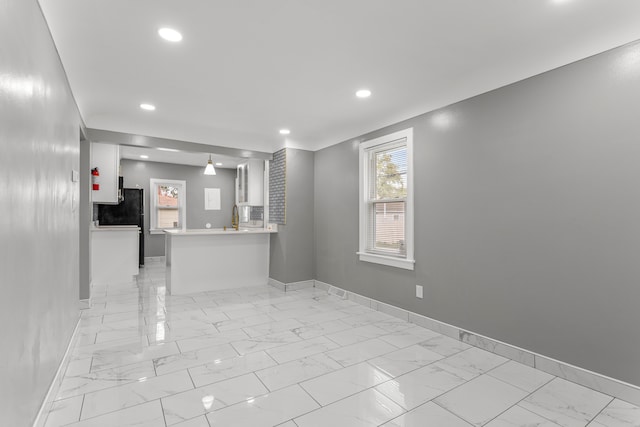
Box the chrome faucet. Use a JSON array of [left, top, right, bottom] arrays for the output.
[[231, 204, 239, 230]]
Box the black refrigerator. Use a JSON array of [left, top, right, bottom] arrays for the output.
[[98, 188, 145, 267]]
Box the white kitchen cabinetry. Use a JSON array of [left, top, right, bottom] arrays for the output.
[[91, 142, 120, 204], [236, 159, 264, 205]]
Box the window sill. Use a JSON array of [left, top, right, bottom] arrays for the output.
[[357, 252, 415, 270]]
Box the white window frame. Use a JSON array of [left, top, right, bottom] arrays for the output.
[[150, 178, 187, 234], [357, 128, 415, 270]]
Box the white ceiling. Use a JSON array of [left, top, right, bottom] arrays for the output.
[[40, 0, 640, 154], [119, 146, 242, 169]]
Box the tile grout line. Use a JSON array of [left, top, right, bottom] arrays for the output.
[[472, 375, 555, 425], [263, 349, 281, 366], [296, 383, 327, 411], [302, 381, 411, 423], [410, 356, 511, 419], [427, 400, 475, 426], [584, 396, 615, 427], [158, 398, 168, 427], [186, 367, 197, 389], [77, 394, 85, 424], [373, 351, 490, 416], [77, 392, 86, 423], [253, 371, 272, 394], [481, 358, 536, 392], [437, 372, 561, 427], [513, 404, 566, 427]]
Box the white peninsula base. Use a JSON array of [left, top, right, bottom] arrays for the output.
[[91, 226, 140, 285], [165, 229, 275, 295]]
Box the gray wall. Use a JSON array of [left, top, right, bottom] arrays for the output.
[[315, 40, 640, 386], [0, 0, 81, 424], [121, 160, 236, 256], [270, 148, 315, 283], [79, 140, 91, 299]]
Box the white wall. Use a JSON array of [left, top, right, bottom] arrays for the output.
[[0, 0, 81, 424]]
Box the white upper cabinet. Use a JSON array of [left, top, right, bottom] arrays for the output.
[[237, 159, 264, 206], [91, 142, 120, 204]]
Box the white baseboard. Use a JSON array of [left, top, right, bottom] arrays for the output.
[[268, 278, 315, 292], [285, 280, 315, 291], [313, 280, 331, 291], [32, 315, 81, 427], [314, 280, 347, 299], [268, 277, 286, 291], [314, 280, 640, 406]]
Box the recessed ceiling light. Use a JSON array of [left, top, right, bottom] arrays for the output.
[[279, 129, 291, 135], [140, 155, 149, 159], [158, 27, 182, 42], [215, 162, 222, 166], [157, 147, 179, 152], [356, 89, 371, 98], [140, 103, 156, 111]]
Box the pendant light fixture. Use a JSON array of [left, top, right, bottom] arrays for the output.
[[204, 154, 216, 175]]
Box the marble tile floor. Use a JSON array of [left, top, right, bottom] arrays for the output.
[[43, 258, 640, 427]]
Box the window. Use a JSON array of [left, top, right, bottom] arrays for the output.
[[150, 179, 186, 233], [358, 128, 414, 270]]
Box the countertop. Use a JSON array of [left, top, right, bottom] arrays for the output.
[[91, 225, 141, 232], [165, 228, 276, 236]]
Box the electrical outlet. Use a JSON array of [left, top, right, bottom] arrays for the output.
[[416, 285, 423, 299]]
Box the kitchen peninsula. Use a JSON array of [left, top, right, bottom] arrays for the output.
[[165, 228, 276, 295], [91, 225, 140, 285]]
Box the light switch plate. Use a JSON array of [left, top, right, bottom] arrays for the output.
[[416, 285, 423, 299], [71, 170, 79, 182]]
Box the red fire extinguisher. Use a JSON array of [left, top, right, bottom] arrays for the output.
[[91, 167, 100, 191]]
